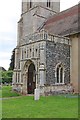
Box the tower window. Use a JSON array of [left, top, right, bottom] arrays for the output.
[[47, 0, 50, 8], [30, 0, 32, 8], [30, 49, 31, 57], [36, 49, 38, 58]]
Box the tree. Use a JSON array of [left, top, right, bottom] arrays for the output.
[[1, 70, 13, 84], [8, 49, 15, 70], [0, 71, 2, 84]]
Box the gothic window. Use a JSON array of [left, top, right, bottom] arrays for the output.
[[30, 49, 31, 57], [36, 49, 38, 57], [18, 72, 20, 83], [56, 67, 59, 83], [16, 72, 17, 83], [44, 33, 47, 39], [55, 63, 64, 84], [18, 59, 20, 69], [47, 0, 51, 8], [30, 0, 32, 8], [22, 49, 23, 59], [60, 67, 63, 83]]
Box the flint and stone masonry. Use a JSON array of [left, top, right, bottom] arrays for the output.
[[12, 0, 73, 96]]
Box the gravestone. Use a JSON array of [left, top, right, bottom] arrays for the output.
[[34, 88, 40, 100]]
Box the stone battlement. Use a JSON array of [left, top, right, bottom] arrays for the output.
[[20, 29, 71, 46]]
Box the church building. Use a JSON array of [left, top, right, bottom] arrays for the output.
[[12, 0, 80, 95]]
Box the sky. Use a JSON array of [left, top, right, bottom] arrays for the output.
[[0, 0, 80, 70]]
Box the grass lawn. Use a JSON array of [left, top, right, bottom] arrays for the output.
[[0, 89, 2, 98], [2, 86, 78, 118]]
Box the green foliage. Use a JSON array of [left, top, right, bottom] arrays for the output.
[[8, 49, 15, 70], [0, 89, 2, 98], [1, 70, 13, 84], [2, 86, 20, 98], [0, 73, 2, 84]]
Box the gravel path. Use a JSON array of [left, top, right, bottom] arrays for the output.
[[0, 94, 34, 100]]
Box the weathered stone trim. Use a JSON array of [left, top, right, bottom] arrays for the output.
[[40, 84, 74, 96]]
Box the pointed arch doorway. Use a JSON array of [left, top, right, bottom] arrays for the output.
[[27, 63, 36, 94]]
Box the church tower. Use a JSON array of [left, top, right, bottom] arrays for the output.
[[17, 0, 60, 45], [22, 0, 60, 14]]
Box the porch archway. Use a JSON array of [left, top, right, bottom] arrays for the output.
[[27, 63, 36, 94]]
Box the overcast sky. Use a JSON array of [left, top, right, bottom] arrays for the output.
[[0, 0, 79, 70]]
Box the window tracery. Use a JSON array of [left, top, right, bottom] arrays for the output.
[[55, 63, 64, 84]]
